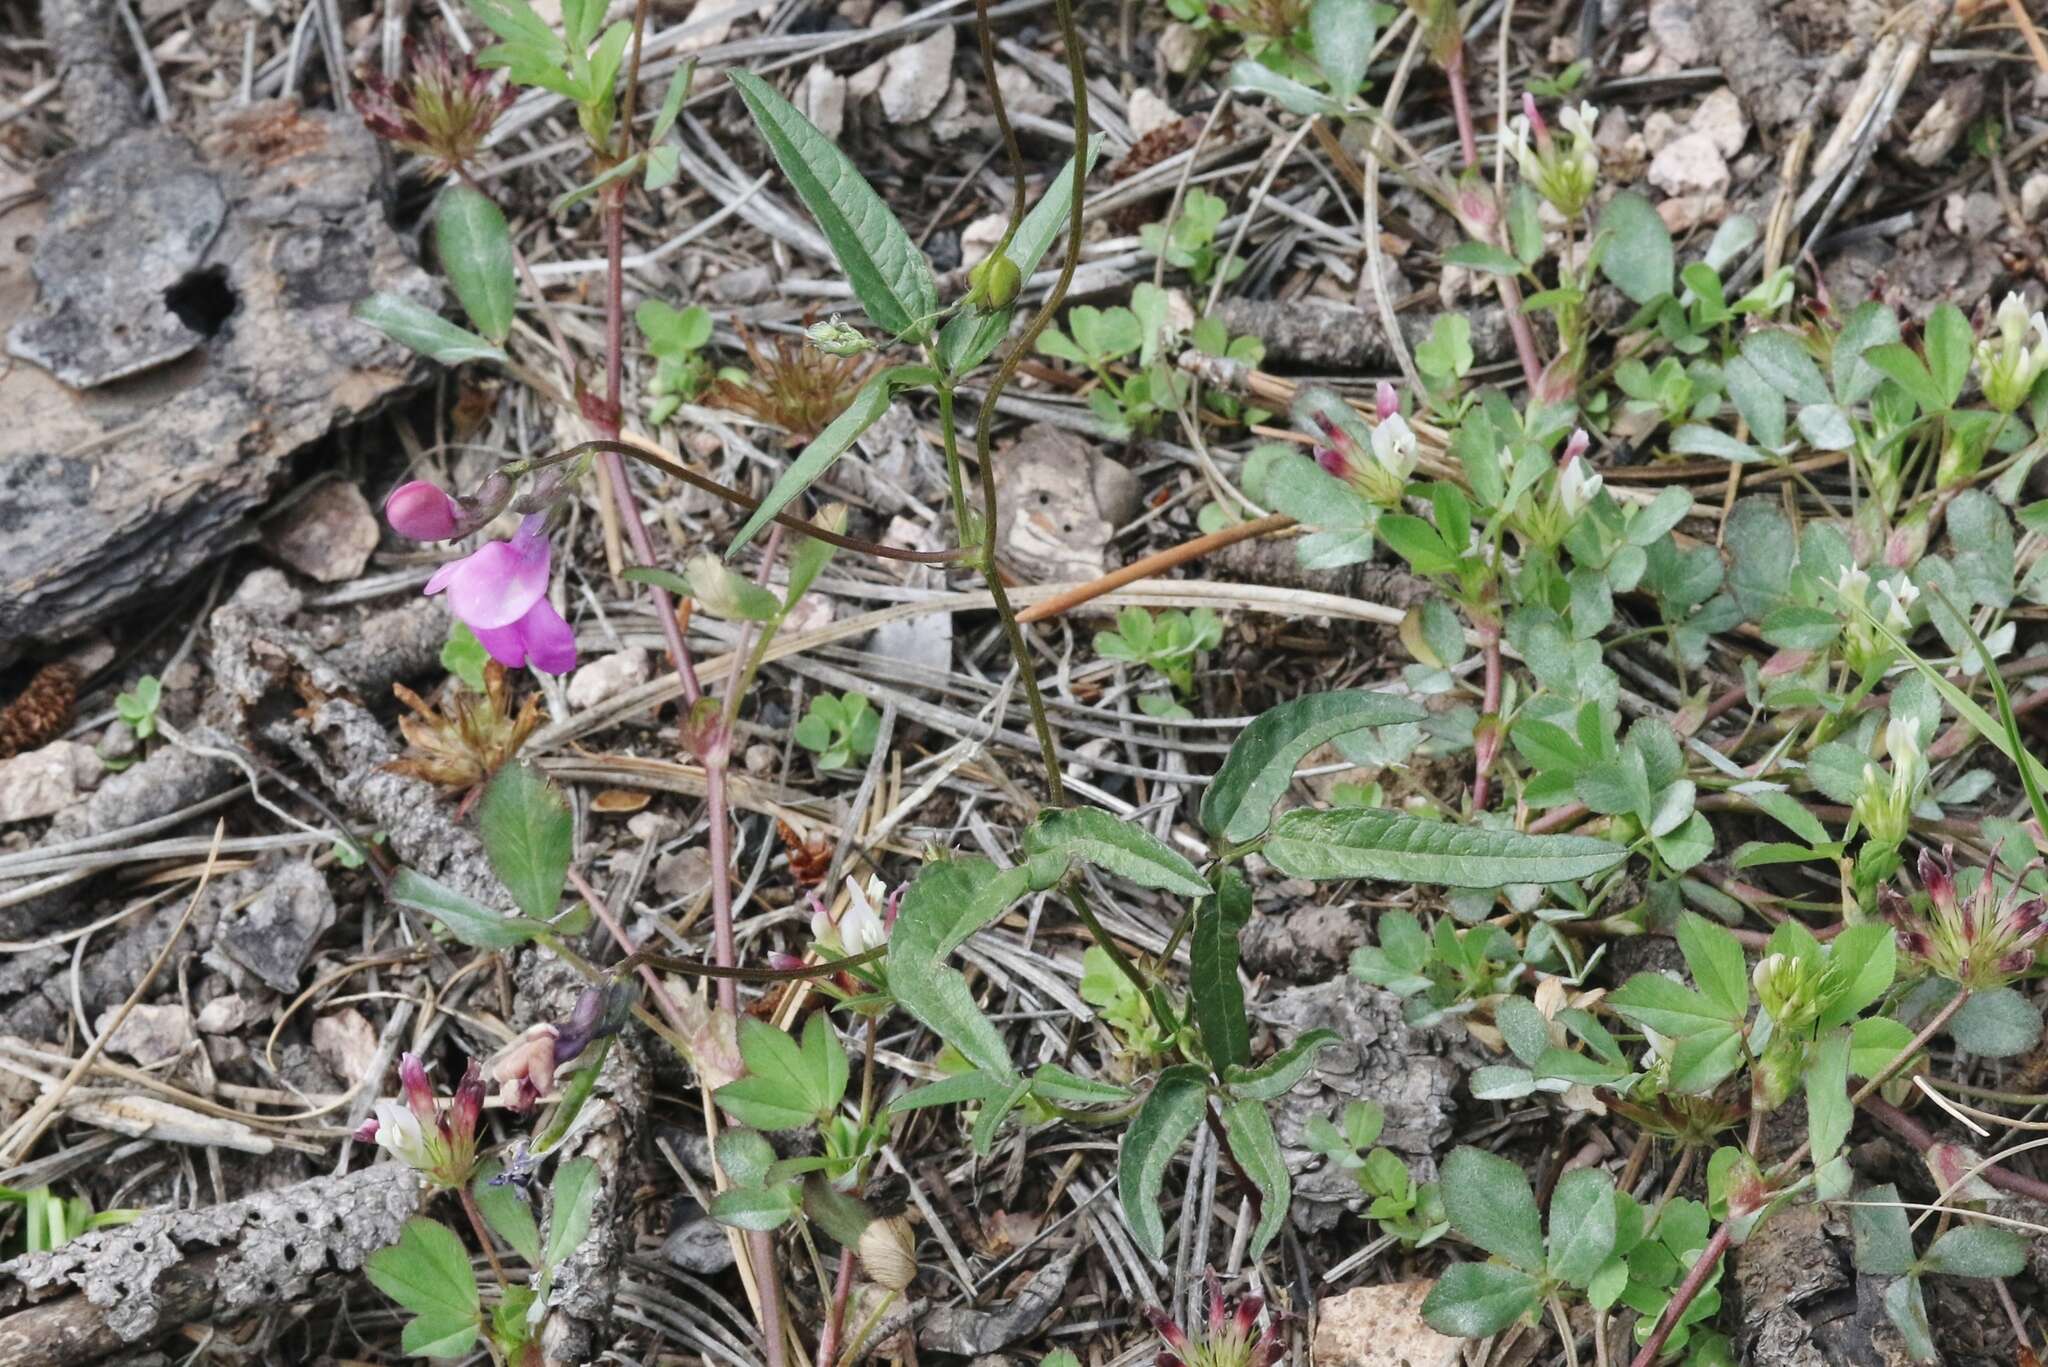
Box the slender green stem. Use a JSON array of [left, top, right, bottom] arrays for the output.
[[458, 1184, 513, 1293], [958, 0, 1094, 805]]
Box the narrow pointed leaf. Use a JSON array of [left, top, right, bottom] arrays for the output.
[[727, 365, 934, 555], [1190, 867, 1253, 1069], [1023, 806, 1209, 896], [1117, 1065, 1208, 1260], [1201, 690, 1427, 843], [730, 70, 937, 340], [1219, 1097, 1290, 1256], [1266, 809, 1626, 886], [354, 294, 507, 366]]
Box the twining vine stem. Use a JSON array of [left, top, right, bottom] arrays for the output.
[[954, 0, 1094, 807]]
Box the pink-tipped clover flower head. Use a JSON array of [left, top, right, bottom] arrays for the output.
[[1302, 384, 1414, 508], [1555, 428, 1602, 519], [1506, 92, 1600, 216], [1146, 1271, 1283, 1367], [350, 32, 515, 178], [354, 1051, 485, 1188], [423, 513, 576, 675], [1883, 844, 2047, 990]]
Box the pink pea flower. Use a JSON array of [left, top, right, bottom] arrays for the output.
[[424, 513, 577, 675]]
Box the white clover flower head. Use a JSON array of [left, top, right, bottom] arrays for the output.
[[1556, 451, 1603, 519], [1996, 292, 2032, 348], [1835, 564, 1871, 609], [1370, 411, 1419, 482], [371, 1098, 431, 1169], [1885, 716, 1926, 804], [1879, 576, 1918, 630], [838, 875, 890, 956], [813, 875, 891, 957], [1504, 112, 1533, 164]]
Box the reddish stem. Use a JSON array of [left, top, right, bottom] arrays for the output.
[[816, 1247, 857, 1366], [1471, 619, 1503, 811], [1439, 44, 1547, 393], [1862, 1095, 2048, 1203], [595, 177, 783, 1365], [1627, 1222, 1732, 1367]]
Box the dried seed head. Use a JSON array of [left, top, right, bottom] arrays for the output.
[[858, 1215, 918, 1292]]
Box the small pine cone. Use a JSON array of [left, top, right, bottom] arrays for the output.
[[0, 662, 80, 760]]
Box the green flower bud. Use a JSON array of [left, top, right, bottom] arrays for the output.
[[968, 254, 1021, 312]]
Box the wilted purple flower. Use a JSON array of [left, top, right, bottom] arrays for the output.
[[487, 986, 621, 1113], [351, 33, 514, 178]]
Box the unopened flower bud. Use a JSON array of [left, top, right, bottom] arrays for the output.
[[858, 1215, 918, 1292], [968, 254, 1021, 312], [386, 481, 466, 540]]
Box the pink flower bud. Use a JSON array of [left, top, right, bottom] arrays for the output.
[[1315, 445, 1349, 478], [1375, 381, 1399, 423], [1522, 91, 1551, 150], [353, 1115, 381, 1143], [1916, 846, 1956, 912], [1562, 427, 1591, 466], [385, 480, 465, 540], [449, 1058, 485, 1140], [399, 1052, 437, 1125]]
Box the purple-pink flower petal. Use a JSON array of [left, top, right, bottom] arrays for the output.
[[472, 597, 577, 675]]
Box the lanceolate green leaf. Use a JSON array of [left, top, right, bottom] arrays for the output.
[[1190, 867, 1253, 1069], [887, 856, 1042, 1079], [726, 364, 935, 555], [354, 293, 508, 366], [434, 185, 517, 344], [479, 763, 572, 921], [1596, 191, 1673, 304], [1023, 807, 1210, 897], [1265, 809, 1627, 887], [390, 866, 544, 950], [1223, 1028, 1338, 1100], [1309, 0, 1376, 101], [1219, 1097, 1289, 1255], [730, 70, 937, 341], [1201, 690, 1426, 843], [544, 1158, 599, 1269], [1118, 1064, 1208, 1260], [937, 140, 1102, 376]]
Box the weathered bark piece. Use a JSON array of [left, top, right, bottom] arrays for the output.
[[989, 424, 1141, 584], [0, 99, 429, 661], [0, 1161, 421, 1366], [1209, 298, 1516, 371], [299, 697, 506, 910], [1251, 977, 1458, 1230], [38, 0, 140, 150]]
